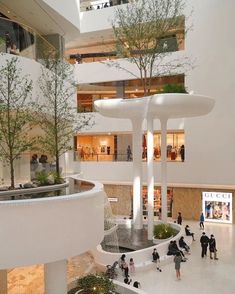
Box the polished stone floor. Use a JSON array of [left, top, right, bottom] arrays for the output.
[[7, 220, 235, 294], [116, 220, 235, 294], [102, 224, 154, 252]]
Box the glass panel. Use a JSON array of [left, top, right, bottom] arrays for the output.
[[0, 16, 56, 64]]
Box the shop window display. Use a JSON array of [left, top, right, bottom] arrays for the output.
[[75, 132, 184, 162], [202, 192, 233, 224], [142, 187, 173, 217]]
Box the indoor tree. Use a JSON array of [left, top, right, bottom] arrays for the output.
[[34, 56, 92, 176], [0, 57, 34, 188], [111, 0, 190, 96]]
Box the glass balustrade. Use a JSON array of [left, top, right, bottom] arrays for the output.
[[0, 16, 56, 64]]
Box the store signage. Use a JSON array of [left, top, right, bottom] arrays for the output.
[[108, 197, 118, 202], [202, 191, 232, 224]]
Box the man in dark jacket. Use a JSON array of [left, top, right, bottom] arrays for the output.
[[177, 212, 182, 225], [200, 232, 209, 258], [152, 248, 162, 271]]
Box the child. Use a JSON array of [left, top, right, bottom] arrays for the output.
[[129, 257, 135, 273]]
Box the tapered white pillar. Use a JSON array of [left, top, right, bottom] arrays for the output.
[[132, 118, 143, 230], [44, 260, 67, 294], [160, 118, 168, 222], [147, 116, 154, 240], [0, 270, 7, 294]]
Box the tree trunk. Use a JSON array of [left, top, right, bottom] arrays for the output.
[[10, 158, 15, 188], [56, 153, 60, 176]]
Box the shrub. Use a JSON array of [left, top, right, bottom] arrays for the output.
[[153, 223, 178, 239], [35, 171, 49, 186], [161, 83, 187, 93], [68, 274, 116, 294], [35, 171, 64, 186]]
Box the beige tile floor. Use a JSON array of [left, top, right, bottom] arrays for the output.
[[7, 221, 235, 294]]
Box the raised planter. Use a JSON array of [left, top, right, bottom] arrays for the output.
[[153, 235, 173, 244]]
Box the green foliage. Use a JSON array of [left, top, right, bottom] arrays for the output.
[[161, 83, 187, 93], [35, 171, 48, 186], [32, 56, 93, 174], [75, 274, 116, 294], [0, 57, 34, 188], [49, 171, 64, 184], [35, 170, 64, 186], [153, 223, 178, 239], [111, 0, 188, 95]]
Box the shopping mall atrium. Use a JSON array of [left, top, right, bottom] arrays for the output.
[[0, 0, 234, 293]]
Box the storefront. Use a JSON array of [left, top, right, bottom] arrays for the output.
[[172, 187, 235, 224], [202, 191, 233, 224], [104, 184, 173, 218], [75, 131, 185, 162]]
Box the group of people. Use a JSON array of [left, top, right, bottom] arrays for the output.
[[115, 211, 218, 285], [118, 254, 140, 288], [86, 1, 113, 10], [200, 232, 218, 260], [30, 154, 48, 165]]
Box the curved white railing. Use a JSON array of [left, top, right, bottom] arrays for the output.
[[0, 175, 105, 269]]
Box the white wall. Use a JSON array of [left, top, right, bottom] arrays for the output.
[[0, 178, 104, 269], [77, 0, 235, 187], [42, 0, 81, 30]]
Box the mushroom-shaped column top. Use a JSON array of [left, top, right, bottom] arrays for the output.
[[94, 94, 215, 120]]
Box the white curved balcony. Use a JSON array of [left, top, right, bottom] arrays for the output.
[[94, 93, 215, 120], [0, 177, 104, 269]]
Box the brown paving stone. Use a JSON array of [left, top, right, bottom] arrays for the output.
[[8, 252, 102, 294]]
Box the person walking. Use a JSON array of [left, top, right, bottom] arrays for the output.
[[177, 212, 182, 225], [209, 234, 218, 260], [180, 144, 185, 162], [174, 251, 182, 280], [200, 212, 205, 229], [127, 145, 132, 161], [152, 248, 162, 272], [200, 232, 209, 258]]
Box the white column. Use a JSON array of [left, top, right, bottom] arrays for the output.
[[160, 118, 168, 223], [147, 116, 154, 240], [0, 270, 7, 294], [132, 118, 143, 230], [44, 260, 67, 294]]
